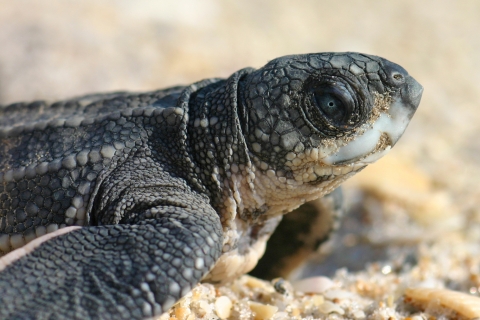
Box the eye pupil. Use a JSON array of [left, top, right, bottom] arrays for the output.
[[313, 90, 346, 123]]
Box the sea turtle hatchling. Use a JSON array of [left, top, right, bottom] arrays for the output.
[[0, 52, 422, 319]]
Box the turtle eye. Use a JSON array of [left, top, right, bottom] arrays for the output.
[[312, 85, 353, 125]]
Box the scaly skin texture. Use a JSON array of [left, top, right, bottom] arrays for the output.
[[0, 52, 422, 319]]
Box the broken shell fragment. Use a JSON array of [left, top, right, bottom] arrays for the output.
[[248, 302, 278, 320], [404, 287, 480, 318]]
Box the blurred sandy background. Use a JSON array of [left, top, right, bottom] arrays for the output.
[[0, 0, 479, 278]]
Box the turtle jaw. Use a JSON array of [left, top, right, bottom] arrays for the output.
[[322, 74, 423, 166]]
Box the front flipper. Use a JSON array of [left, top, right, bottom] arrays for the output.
[[0, 204, 223, 320]]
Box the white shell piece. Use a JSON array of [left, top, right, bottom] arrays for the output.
[[292, 276, 335, 294], [404, 287, 480, 318]]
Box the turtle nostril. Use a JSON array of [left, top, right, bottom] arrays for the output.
[[392, 72, 405, 82]]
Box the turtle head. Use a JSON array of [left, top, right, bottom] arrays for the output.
[[240, 52, 422, 187]]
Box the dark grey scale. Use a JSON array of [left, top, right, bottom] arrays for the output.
[[0, 52, 422, 319]]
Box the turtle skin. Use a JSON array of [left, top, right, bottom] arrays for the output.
[[0, 52, 422, 319]]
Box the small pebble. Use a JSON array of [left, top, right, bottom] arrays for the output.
[[272, 278, 293, 295], [311, 295, 325, 307], [174, 306, 190, 320], [352, 310, 366, 319], [290, 308, 301, 317], [196, 300, 210, 317], [214, 296, 232, 319], [272, 311, 289, 320], [244, 275, 268, 289], [323, 289, 355, 301], [318, 301, 345, 315], [248, 302, 278, 320], [292, 276, 335, 293]]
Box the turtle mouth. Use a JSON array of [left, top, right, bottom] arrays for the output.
[[328, 132, 393, 166], [318, 69, 423, 166], [312, 162, 367, 177], [301, 162, 367, 185], [321, 91, 420, 166]]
